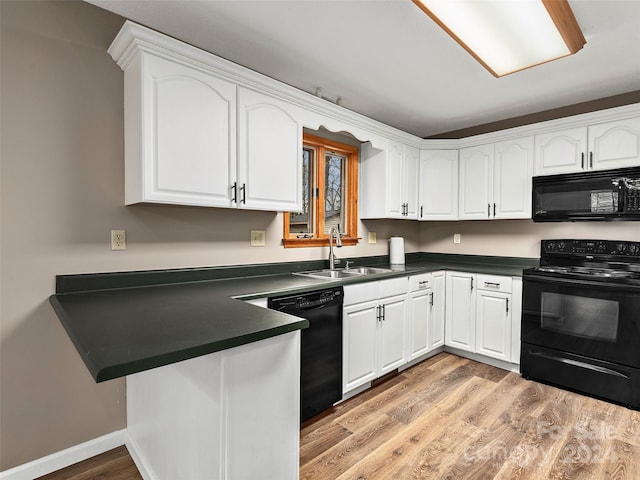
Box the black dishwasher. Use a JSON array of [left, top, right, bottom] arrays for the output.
[[268, 287, 343, 422]]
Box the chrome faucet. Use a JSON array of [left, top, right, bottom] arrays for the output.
[[329, 226, 342, 270]]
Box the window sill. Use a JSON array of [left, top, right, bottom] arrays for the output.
[[282, 237, 360, 248]]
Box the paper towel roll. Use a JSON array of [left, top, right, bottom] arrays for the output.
[[389, 236, 405, 265]]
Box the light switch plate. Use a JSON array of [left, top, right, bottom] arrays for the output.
[[368, 232, 377, 244], [251, 230, 266, 247], [453, 233, 461, 244]]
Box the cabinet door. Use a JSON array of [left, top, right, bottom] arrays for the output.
[[588, 117, 640, 171], [534, 127, 587, 176], [378, 294, 407, 375], [493, 137, 533, 219], [459, 144, 494, 220], [404, 145, 420, 219], [476, 290, 511, 362], [132, 55, 237, 207], [386, 141, 405, 218], [445, 272, 476, 352], [430, 271, 446, 350], [419, 150, 459, 220], [237, 88, 302, 211], [408, 289, 431, 361], [343, 300, 378, 393]]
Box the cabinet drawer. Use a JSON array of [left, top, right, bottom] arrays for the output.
[[379, 277, 409, 298], [344, 282, 380, 306], [476, 274, 512, 293], [410, 273, 432, 292]]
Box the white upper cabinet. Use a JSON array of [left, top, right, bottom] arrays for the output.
[[237, 88, 302, 211], [588, 117, 640, 171], [535, 117, 640, 176], [459, 144, 493, 220], [493, 136, 534, 219], [110, 24, 304, 212], [360, 140, 419, 219], [403, 145, 420, 219], [419, 150, 459, 221], [118, 53, 303, 211], [125, 54, 237, 208], [459, 137, 533, 220]]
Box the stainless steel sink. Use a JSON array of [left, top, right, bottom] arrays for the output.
[[343, 267, 393, 275], [293, 269, 362, 279], [293, 266, 393, 280]]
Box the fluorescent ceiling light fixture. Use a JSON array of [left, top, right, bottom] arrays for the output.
[[412, 0, 586, 77]]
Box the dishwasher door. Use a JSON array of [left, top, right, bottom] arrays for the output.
[[268, 287, 343, 422]]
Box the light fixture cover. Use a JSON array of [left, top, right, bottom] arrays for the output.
[[413, 0, 586, 77]]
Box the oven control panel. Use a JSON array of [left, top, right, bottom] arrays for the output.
[[542, 240, 640, 257]]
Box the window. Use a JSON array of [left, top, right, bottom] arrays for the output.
[[283, 133, 359, 247]]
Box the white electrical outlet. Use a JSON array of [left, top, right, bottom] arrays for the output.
[[111, 229, 126, 250], [453, 233, 461, 244], [368, 232, 377, 244], [251, 230, 266, 247]]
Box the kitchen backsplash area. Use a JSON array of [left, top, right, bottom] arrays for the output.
[[420, 219, 640, 258]]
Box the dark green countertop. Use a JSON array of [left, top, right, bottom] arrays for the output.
[[50, 252, 538, 382]]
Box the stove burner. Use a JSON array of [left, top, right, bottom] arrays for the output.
[[533, 265, 640, 283], [530, 240, 640, 286]]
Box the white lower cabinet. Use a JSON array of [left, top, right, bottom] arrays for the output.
[[475, 275, 512, 362], [445, 271, 476, 352], [345, 270, 521, 397], [343, 277, 408, 393], [407, 271, 445, 361], [445, 272, 519, 366], [408, 276, 432, 360], [430, 271, 446, 350]]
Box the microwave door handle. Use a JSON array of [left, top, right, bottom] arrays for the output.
[[618, 181, 626, 212]]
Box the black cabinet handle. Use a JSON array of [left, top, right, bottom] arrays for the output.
[[420, 205, 423, 218], [581, 152, 585, 169], [493, 203, 496, 217], [241, 183, 246, 204], [430, 291, 434, 307], [487, 203, 491, 218], [506, 298, 509, 313], [231, 182, 237, 203], [590, 152, 593, 168]]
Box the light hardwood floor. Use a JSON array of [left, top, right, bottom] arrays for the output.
[[38, 352, 640, 479], [300, 352, 640, 480]]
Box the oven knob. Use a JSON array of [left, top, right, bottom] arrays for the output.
[[617, 243, 628, 254], [630, 244, 640, 256], [557, 241, 566, 251]]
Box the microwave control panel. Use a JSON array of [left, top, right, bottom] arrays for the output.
[[626, 188, 640, 212]]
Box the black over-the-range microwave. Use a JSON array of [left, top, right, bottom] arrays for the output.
[[532, 166, 640, 222]]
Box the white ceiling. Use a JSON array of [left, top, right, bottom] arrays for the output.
[[88, 0, 640, 138]]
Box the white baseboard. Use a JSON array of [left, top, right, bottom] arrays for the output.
[[125, 437, 155, 480], [0, 430, 127, 480], [444, 346, 520, 373]]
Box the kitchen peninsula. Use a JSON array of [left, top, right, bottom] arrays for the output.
[[50, 253, 535, 479]]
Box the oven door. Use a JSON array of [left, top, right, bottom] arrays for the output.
[[522, 274, 640, 368]]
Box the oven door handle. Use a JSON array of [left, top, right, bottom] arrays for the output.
[[529, 350, 630, 379]]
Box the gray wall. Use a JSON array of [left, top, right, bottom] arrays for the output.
[[1, 0, 638, 472], [419, 220, 640, 258]]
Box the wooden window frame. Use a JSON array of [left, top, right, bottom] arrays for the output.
[[283, 133, 359, 248]]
